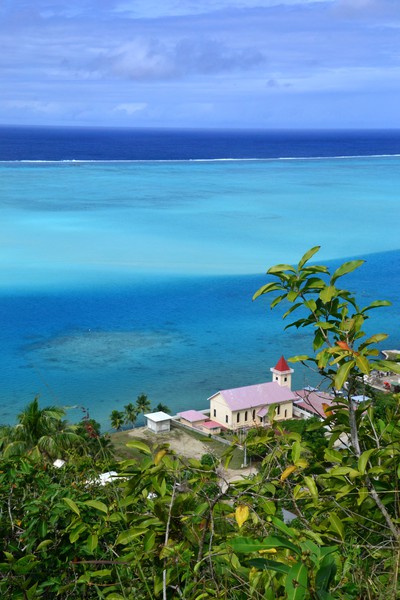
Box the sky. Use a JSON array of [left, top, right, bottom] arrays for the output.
[[1, 0, 400, 129]]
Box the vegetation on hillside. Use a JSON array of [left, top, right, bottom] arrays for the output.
[[1, 247, 399, 599]]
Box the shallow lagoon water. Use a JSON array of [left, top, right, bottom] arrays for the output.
[[1, 152, 399, 429]]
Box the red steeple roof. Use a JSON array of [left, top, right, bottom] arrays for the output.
[[274, 355, 291, 372]]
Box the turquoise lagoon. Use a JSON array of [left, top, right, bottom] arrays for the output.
[[0, 156, 399, 428]]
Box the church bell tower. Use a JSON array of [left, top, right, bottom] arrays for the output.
[[270, 356, 294, 389]]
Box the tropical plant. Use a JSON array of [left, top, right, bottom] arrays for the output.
[[155, 402, 171, 414], [123, 402, 138, 428], [252, 246, 400, 597], [0, 397, 84, 461], [136, 393, 151, 415], [109, 409, 124, 431]]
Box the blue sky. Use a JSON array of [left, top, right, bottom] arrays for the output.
[[1, 0, 400, 128]]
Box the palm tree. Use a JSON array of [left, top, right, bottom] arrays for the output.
[[123, 403, 137, 428], [155, 402, 171, 414], [110, 410, 124, 431], [0, 397, 84, 461], [136, 394, 151, 415]]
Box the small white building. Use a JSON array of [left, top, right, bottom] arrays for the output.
[[144, 411, 173, 433]]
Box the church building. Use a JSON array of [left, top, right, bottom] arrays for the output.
[[208, 356, 297, 431]]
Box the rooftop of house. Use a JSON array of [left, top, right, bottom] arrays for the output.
[[178, 409, 207, 423], [209, 381, 297, 412], [144, 411, 173, 422], [293, 389, 335, 418], [201, 420, 222, 429]]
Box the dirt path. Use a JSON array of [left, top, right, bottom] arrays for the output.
[[126, 426, 258, 484], [127, 426, 213, 460]]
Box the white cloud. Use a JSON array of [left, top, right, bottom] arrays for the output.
[[114, 0, 331, 19], [114, 102, 147, 115], [4, 100, 60, 114]]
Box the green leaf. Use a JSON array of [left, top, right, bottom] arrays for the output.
[[143, 530, 156, 553], [84, 500, 108, 514], [115, 527, 147, 545], [36, 540, 52, 551], [291, 440, 301, 464], [314, 321, 335, 330], [270, 294, 287, 308], [270, 516, 295, 537], [331, 260, 364, 283], [125, 440, 152, 454], [303, 476, 318, 501], [324, 448, 343, 464], [315, 555, 337, 593], [361, 300, 391, 312], [373, 360, 400, 375], [328, 513, 344, 541], [288, 355, 310, 363], [63, 497, 81, 516], [304, 299, 317, 312], [247, 558, 290, 574], [105, 595, 125, 600], [358, 448, 375, 475], [283, 302, 302, 318], [361, 333, 388, 346], [267, 264, 296, 274], [313, 329, 326, 351], [229, 535, 301, 556], [334, 360, 355, 390], [285, 562, 308, 600], [354, 354, 371, 375], [319, 286, 337, 304], [357, 487, 369, 506], [252, 282, 282, 300], [90, 569, 112, 578], [69, 523, 87, 543], [298, 246, 321, 270], [87, 533, 99, 552]]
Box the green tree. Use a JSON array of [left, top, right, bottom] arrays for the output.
[[109, 409, 124, 431], [253, 246, 400, 597], [123, 402, 138, 428], [136, 393, 151, 415], [155, 402, 171, 414], [0, 397, 84, 461]]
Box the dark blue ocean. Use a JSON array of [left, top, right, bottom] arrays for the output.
[[0, 127, 399, 429], [2, 126, 400, 161]]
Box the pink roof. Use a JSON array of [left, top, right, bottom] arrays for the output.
[[202, 420, 221, 429], [293, 389, 335, 417], [274, 356, 291, 372], [178, 410, 207, 423], [257, 407, 268, 417], [209, 381, 297, 411]]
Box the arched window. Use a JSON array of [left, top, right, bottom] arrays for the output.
[[237, 412, 240, 423], [252, 409, 256, 420], [244, 411, 248, 421]]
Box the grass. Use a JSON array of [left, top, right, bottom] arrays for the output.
[[110, 425, 247, 470]]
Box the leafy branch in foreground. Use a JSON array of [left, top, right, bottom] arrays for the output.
[[254, 247, 400, 547], [253, 245, 400, 390]]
